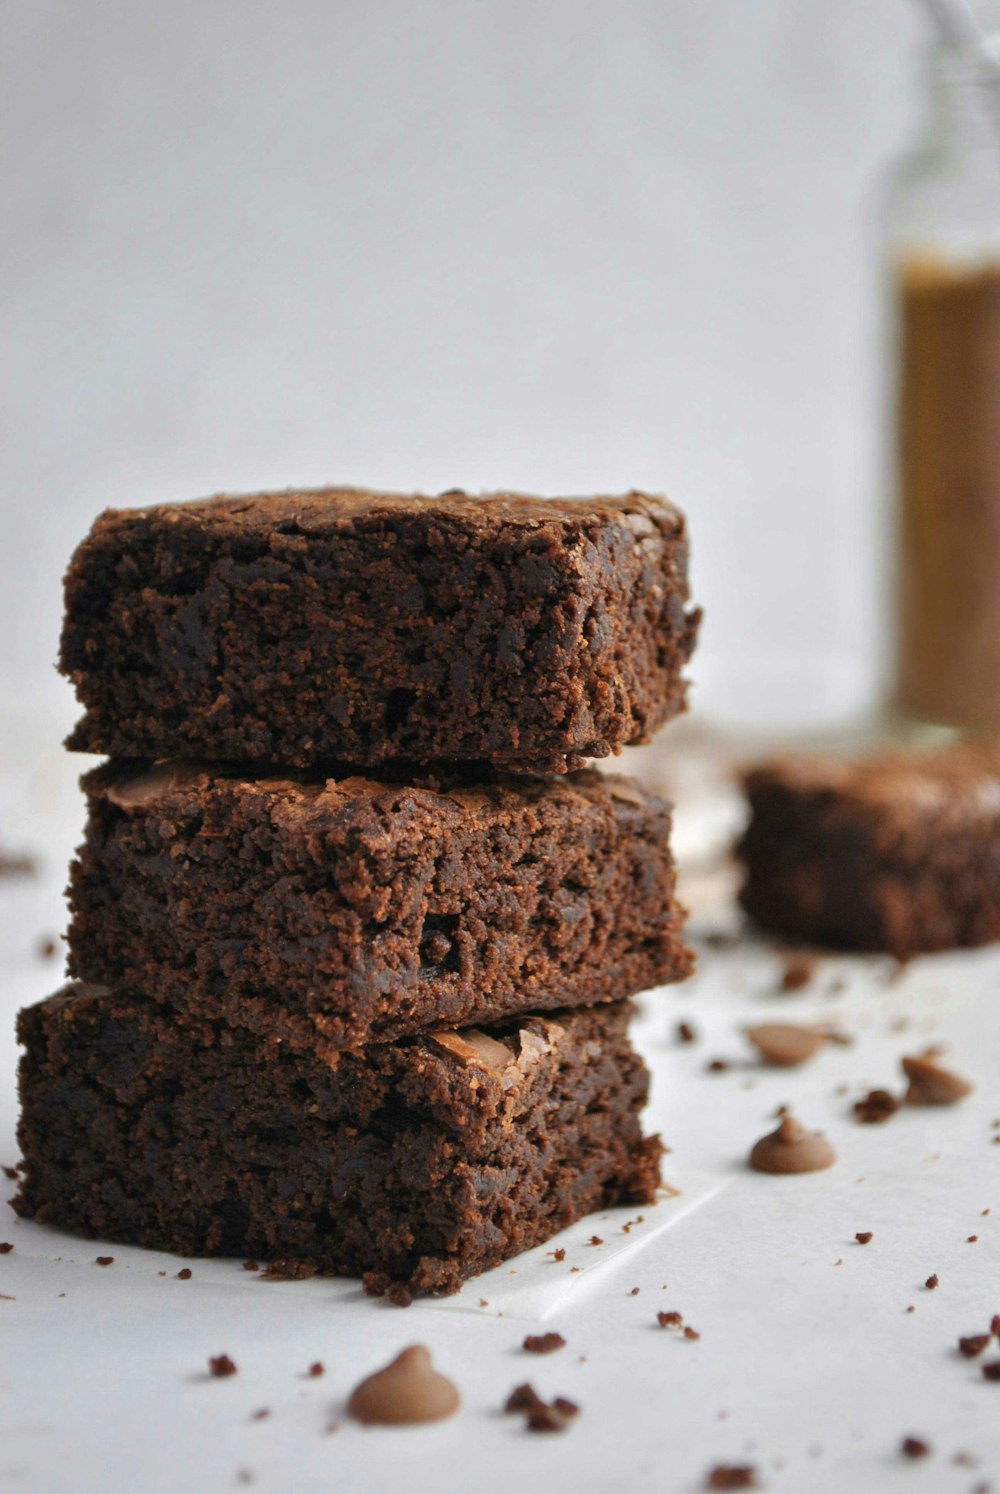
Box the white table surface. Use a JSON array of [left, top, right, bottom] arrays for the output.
[[0, 728, 997, 1494]]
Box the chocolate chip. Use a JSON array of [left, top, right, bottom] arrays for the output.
[[347, 1346, 459, 1425], [854, 1089, 900, 1124], [902, 1054, 973, 1106], [209, 1354, 237, 1378], [523, 1333, 566, 1355], [749, 1115, 836, 1174], [746, 1023, 826, 1067]]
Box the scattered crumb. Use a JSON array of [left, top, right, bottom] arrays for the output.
[[261, 1258, 317, 1282], [505, 1384, 544, 1414], [242, 1261, 259, 1272], [95, 1256, 113, 1266], [0, 848, 36, 877], [177, 1268, 192, 1280], [236, 1470, 254, 1486], [992, 1315, 1000, 1336], [854, 1089, 900, 1124], [0, 1243, 13, 1255], [251, 1409, 270, 1421], [855, 1232, 873, 1245], [36, 936, 57, 960], [526, 1398, 579, 1433], [548, 1248, 566, 1263], [925, 1274, 939, 1290], [0, 1293, 15, 1301], [706, 1059, 729, 1073], [684, 1326, 701, 1341], [523, 1333, 566, 1355], [967, 1236, 979, 1244], [307, 1362, 324, 1378], [325, 1422, 340, 1435], [779, 954, 816, 992], [209, 1354, 237, 1378], [704, 929, 740, 950], [982, 1361, 1000, 1381], [658, 1311, 683, 1329], [677, 1021, 697, 1044], [706, 1465, 758, 1490], [900, 1437, 931, 1459], [569, 1267, 581, 1274], [2, 1166, 17, 1181], [588, 1236, 603, 1247], [959, 1335, 991, 1359], [905, 1306, 915, 1314]]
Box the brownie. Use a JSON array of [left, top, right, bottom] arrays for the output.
[[738, 739, 1000, 955], [14, 985, 662, 1298], [67, 760, 690, 1052], [59, 487, 700, 772]]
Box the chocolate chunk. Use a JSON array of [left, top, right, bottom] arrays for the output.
[[209, 1354, 237, 1378], [854, 1089, 901, 1124], [746, 1023, 826, 1067], [855, 1232, 873, 1245], [959, 1335, 991, 1358], [901, 1436, 931, 1459], [347, 1346, 459, 1425], [523, 1333, 566, 1355], [749, 1115, 836, 1174], [902, 1053, 973, 1106], [706, 1465, 758, 1490]]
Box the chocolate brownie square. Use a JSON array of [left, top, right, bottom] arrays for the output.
[[738, 739, 1000, 955], [67, 760, 692, 1053], [60, 487, 699, 772], [14, 985, 662, 1298]]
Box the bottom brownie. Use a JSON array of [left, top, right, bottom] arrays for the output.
[[14, 985, 660, 1298]]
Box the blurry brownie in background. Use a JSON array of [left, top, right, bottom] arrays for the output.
[[60, 487, 700, 773], [738, 739, 1000, 955], [15, 986, 661, 1299], [69, 761, 692, 1054]]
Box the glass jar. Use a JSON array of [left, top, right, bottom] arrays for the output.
[[887, 44, 1000, 731]]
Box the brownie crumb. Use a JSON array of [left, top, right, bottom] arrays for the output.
[[0, 848, 36, 877], [658, 1311, 683, 1329], [526, 1399, 578, 1433], [177, 1268, 192, 1280], [384, 1281, 414, 1307], [0, 1243, 13, 1255], [855, 1232, 873, 1245], [706, 1059, 729, 1073], [901, 1436, 931, 1459], [982, 1360, 1000, 1381], [209, 1354, 237, 1378], [505, 1383, 545, 1414], [242, 1261, 259, 1272], [523, 1333, 566, 1355], [677, 1021, 697, 1044], [925, 1274, 939, 1290], [262, 1258, 317, 1282], [706, 1464, 758, 1490], [2, 1166, 18, 1181], [307, 1362, 324, 1378], [991, 1315, 1000, 1336], [854, 1089, 900, 1124], [95, 1255, 113, 1266], [36, 937, 57, 961], [779, 954, 816, 993], [251, 1408, 270, 1421], [684, 1326, 701, 1341], [548, 1248, 566, 1263], [588, 1236, 604, 1247], [968, 1235, 979, 1244], [959, 1335, 991, 1359]]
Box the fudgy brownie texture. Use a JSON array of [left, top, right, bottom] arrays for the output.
[[67, 760, 691, 1053], [14, 985, 662, 1298], [60, 487, 700, 772], [738, 739, 1000, 955]]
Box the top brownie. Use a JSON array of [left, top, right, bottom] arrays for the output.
[[60, 487, 700, 771]]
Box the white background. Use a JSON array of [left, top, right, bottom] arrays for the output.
[[0, 0, 978, 737]]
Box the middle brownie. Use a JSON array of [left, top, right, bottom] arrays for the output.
[[69, 760, 691, 1052]]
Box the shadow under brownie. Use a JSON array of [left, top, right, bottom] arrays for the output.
[[68, 760, 692, 1053], [60, 487, 700, 773], [14, 986, 661, 1300]]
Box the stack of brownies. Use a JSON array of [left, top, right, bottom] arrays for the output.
[[14, 488, 700, 1300]]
